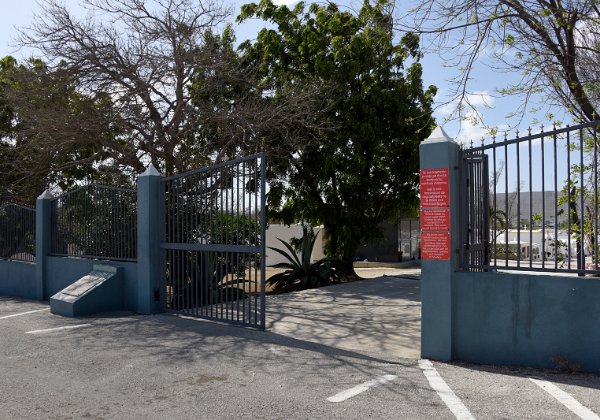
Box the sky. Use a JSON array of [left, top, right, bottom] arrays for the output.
[[0, 0, 570, 147]]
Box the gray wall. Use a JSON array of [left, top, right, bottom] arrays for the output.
[[0, 259, 37, 299], [453, 271, 600, 372]]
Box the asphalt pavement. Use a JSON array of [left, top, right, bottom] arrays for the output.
[[1, 271, 599, 419]]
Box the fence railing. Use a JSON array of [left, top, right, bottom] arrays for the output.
[[461, 120, 600, 276], [51, 184, 137, 261], [0, 204, 36, 262]]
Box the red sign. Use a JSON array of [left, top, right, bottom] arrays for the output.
[[421, 230, 451, 260], [421, 209, 450, 230], [420, 168, 450, 208]]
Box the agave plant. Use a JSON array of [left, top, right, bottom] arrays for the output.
[[267, 226, 345, 293]]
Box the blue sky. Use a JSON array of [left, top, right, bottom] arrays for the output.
[[0, 0, 570, 147]]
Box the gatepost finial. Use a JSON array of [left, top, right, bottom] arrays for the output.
[[37, 189, 53, 200], [424, 126, 454, 143], [141, 163, 161, 177]]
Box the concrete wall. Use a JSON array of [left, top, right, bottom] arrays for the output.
[[0, 256, 138, 310], [46, 257, 138, 311], [265, 224, 325, 265], [453, 271, 600, 373], [0, 259, 37, 299], [420, 126, 600, 373]]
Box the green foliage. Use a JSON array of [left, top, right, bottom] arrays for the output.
[[168, 250, 251, 308], [239, 0, 436, 265], [0, 56, 127, 203], [267, 226, 345, 293], [167, 212, 260, 307], [555, 126, 600, 266], [52, 185, 137, 259], [0, 204, 35, 259]]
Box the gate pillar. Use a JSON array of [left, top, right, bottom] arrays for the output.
[[35, 190, 53, 300], [419, 127, 461, 361], [137, 164, 163, 314]]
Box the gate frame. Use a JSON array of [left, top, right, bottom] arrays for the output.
[[158, 153, 267, 330], [459, 150, 490, 271]]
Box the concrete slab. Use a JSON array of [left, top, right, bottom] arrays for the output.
[[266, 274, 421, 360], [50, 266, 123, 317], [56, 271, 113, 302]]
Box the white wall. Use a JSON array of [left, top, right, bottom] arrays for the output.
[[265, 224, 325, 266]]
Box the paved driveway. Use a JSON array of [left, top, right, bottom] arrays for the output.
[[266, 274, 421, 359]]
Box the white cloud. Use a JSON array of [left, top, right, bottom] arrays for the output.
[[467, 91, 495, 107], [437, 91, 495, 119], [272, 0, 299, 5], [454, 113, 509, 145], [433, 91, 502, 145]]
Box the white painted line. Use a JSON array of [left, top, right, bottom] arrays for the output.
[[418, 359, 476, 420], [0, 308, 50, 320], [26, 324, 92, 334], [326, 374, 397, 403], [529, 378, 600, 420]]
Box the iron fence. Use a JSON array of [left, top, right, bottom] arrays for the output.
[[51, 184, 137, 261], [0, 204, 36, 262], [161, 153, 266, 329], [461, 120, 600, 275]]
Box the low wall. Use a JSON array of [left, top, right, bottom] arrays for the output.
[[0, 259, 37, 299], [453, 271, 600, 373], [46, 257, 138, 311]]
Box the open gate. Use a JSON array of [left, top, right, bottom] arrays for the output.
[[160, 154, 266, 329], [459, 150, 490, 271]]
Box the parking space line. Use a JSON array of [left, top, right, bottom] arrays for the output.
[[529, 378, 600, 420], [0, 308, 50, 320], [326, 374, 397, 403], [26, 324, 91, 334], [418, 359, 476, 420]]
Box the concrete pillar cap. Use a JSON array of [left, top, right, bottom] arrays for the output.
[[424, 126, 455, 143], [141, 163, 162, 177], [37, 189, 54, 200]]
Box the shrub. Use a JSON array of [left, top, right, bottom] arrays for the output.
[[267, 226, 345, 293]]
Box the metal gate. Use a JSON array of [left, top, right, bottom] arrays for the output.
[[160, 154, 266, 329], [460, 150, 490, 271]]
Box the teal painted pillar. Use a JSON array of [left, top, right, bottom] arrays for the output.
[[137, 164, 163, 314], [35, 190, 53, 300], [419, 127, 461, 361]]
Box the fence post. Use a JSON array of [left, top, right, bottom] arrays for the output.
[[419, 127, 461, 361], [137, 164, 163, 314], [35, 190, 53, 300]]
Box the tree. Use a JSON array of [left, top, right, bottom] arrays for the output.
[[18, 0, 231, 176], [0, 56, 123, 203], [239, 0, 436, 270], [189, 27, 334, 164], [403, 0, 600, 123]]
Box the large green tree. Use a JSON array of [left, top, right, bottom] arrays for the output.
[[189, 26, 330, 163], [0, 56, 125, 203], [239, 0, 436, 268]]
